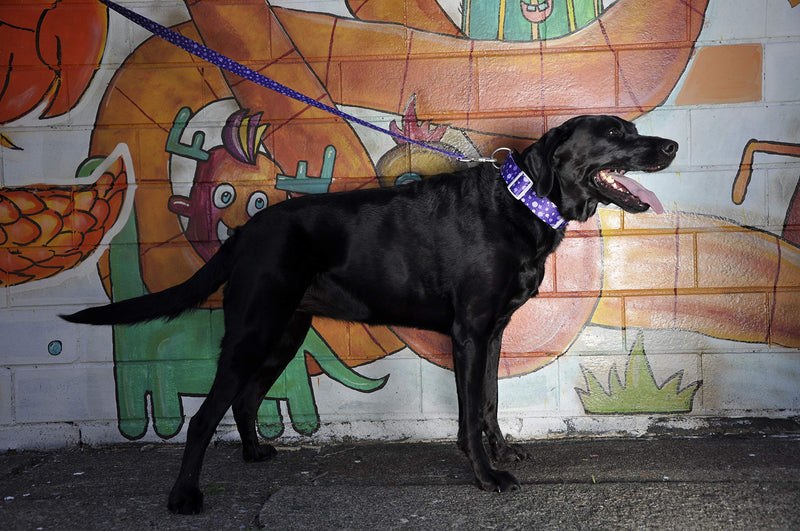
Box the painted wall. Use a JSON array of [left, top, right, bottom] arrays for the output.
[[1, 0, 798, 450]]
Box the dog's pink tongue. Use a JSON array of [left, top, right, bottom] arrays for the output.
[[614, 174, 664, 214]]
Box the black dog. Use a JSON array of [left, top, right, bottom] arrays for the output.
[[62, 115, 678, 514]]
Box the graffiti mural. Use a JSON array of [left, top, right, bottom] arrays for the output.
[[1, 0, 799, 448]]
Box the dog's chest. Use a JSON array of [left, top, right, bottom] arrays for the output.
[[516, 226, 565, 294]]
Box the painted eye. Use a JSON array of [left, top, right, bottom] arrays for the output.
[[247, 191, 268, 217], [213, 183, 236, 209]]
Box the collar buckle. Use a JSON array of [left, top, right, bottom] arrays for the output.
[[507, 171, 534, 200]]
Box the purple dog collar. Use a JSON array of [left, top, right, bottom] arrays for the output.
[[499, 152, 567, 229]]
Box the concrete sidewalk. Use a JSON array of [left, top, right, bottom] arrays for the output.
[[1, 434, 799, 530]]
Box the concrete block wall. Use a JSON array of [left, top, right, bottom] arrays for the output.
[[1, 0, 799, 450]]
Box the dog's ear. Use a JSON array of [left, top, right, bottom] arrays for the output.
[[520, 122, 573, 197]]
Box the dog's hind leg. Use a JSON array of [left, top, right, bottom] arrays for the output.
[[167, 269, 312, 514], [233, 312, 313, 462], [167, 322, 305, 514], [167, 344, 257, 514], [482, 333, 530, 463]]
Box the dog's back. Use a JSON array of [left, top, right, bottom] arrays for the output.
[[228, 165, 556, 332]]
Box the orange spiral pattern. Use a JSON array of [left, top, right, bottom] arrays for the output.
[[0, 158, 128, 286]]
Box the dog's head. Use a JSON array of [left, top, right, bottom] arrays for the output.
[[519, 115, 678, 222]]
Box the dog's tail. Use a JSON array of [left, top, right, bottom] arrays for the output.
[[60, 233, 238, 326]]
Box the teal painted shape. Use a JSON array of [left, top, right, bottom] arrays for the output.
[[465, 0, 501, 39], [109, 213, 220, 439], [165, 107, 209, 161], [276, 145, 335, 194]]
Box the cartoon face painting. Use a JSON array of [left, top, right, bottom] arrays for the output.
[[520, 0, 554, 23], [167, 109, 286, 261]]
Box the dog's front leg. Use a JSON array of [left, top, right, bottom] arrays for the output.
[[482, 333, 531, 463], [452, 325, 520, 492]]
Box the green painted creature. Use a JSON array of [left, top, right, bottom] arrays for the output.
[[107, 212, 388, 440]]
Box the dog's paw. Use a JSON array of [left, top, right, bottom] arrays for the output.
[[243, 443, 278, 463], [491, 442, 531, 463], [477, 469, 521, 493], [167, 485, 204, 515]]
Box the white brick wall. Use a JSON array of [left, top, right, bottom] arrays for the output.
[[1, 0, 799, 449]]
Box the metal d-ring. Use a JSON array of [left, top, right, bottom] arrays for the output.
[[490, 147, 513, 170]]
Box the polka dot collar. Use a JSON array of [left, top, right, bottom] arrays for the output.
[[499, 153, 567, 229]]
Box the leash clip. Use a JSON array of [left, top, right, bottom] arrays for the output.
[[455, 147, 514, 165], [457, 156, 499, 164]]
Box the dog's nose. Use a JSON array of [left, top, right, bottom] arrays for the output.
[[661, 140, 679, 157]]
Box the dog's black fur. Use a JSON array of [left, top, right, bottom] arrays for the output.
[[62, 115, 678, 514]]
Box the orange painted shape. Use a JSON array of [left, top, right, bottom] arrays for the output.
[[37, 2, 108, 118], [476, 50, 619, 114], [593, 210, 800, 349], [772, 290, 800, 347], [555, 234, 604, 292], [263, 0, 707, 137], [346, 0, 462, 35], [602, 232, 696, 292], [625, 292, 771, 344], [0, 155, 128, 287], [696, 231, 781, 290], [186, 3, 276, 63], [0, 1, 107, 122], [675, 44, 763, 105]]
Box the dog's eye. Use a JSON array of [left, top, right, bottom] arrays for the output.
[[607, 128, 622, 138]]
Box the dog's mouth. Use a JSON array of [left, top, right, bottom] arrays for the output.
[[593, 169, 664, 214]]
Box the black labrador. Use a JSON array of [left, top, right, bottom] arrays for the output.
[[62, 115, 678, 514]]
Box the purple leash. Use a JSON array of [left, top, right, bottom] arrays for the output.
[[97, 0, 494, 164], [98, 1, 567, 226]]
